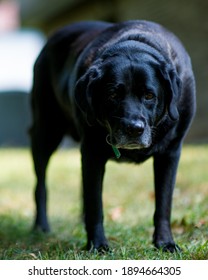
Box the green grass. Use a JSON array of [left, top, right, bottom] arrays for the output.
[[0, 145, 208, 259]]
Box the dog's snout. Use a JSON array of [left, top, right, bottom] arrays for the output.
[[126, 120, 145, 137]]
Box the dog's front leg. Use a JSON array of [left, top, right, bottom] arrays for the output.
[[153, 145, 182, 252], [81, 140, 109, 251]]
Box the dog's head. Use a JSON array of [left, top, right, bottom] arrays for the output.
[[75, 41, 181, 149]]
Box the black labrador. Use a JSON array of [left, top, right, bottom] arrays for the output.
[[30, 20, 196, 252]]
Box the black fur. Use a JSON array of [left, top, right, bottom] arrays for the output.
[[30, 20, 196, 252]]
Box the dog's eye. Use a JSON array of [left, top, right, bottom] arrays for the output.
[[108, 92, 118, 101], [144, 92, 154, 100]]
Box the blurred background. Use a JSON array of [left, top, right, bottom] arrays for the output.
[[0, 0, 207, 146]]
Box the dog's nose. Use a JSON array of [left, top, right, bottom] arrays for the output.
[[126, 120, 145, 137]]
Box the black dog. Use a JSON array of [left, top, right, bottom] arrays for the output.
[[30, 20, 196, 252]]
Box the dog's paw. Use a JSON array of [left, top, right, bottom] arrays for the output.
[[33, 222, 50, 233], [155, 241, 181, 253], [86, 240, 109, 253]]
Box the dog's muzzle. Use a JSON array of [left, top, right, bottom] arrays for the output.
[[106, 119, 152, 150]]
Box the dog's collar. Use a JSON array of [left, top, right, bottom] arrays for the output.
[[112, 146, 121, 159]]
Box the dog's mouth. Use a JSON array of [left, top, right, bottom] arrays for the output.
[[106, 134, 151, 150]]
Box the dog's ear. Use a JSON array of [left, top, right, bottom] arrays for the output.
[[160, 66, 181, 121], [74, 66, 101, 125]]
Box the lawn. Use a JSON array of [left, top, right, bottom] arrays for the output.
[[0, 145, 208, 260]]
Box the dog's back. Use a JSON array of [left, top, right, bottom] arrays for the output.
[[31, 21, 112, 142]]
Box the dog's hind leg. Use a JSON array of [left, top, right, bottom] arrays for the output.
[[30, 120, 64, 232], [30, 72, 67, 232], [29, 51, 69, 232]]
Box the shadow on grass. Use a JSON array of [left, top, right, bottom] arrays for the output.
[[0, 214, 87, 260]]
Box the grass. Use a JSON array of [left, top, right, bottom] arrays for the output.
[[0, 145, 208, 259]]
